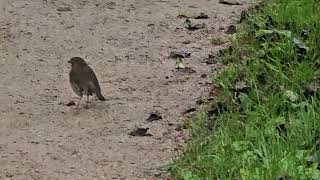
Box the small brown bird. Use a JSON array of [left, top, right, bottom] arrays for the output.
[[68, 57, 106, 109]]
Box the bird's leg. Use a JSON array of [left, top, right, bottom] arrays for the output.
[[85, 94, 90, 109], [76, 96, 82, 109]]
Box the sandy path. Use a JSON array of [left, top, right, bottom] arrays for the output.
[[0, 0, 254, 179]]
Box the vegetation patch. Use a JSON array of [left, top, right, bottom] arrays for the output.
[[170, 0, 320, 179]]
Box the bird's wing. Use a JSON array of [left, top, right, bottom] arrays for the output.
[[84, 66, 101, 91]]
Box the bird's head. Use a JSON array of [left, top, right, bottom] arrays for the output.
[[68, 57, 88, 67]]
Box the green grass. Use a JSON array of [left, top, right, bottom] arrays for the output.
[[170, 0, 320, 179]]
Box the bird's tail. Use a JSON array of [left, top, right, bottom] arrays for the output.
[[96, 91, 106, 101]]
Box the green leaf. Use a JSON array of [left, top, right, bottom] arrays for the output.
[[176, 57, 186, 69], [183, 171, 197, 180], [232, 141, 250, 152], [256, 29, 292, 38], [274, 29, 292, 38], [256, 29, 274, 37]]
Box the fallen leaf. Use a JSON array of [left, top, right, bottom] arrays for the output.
[[177, 12, 209, 19], [293, 38, 309, 56], [285, 90, 298, 102], [219, 0, 241, 5], [177, 13, 191, 18], [194, 12, 209, 19], [183, 19, 205, 31], [235, 81, 250, 93], [129, 128, 152, 137], [146, 113, 162, 122], [57, 5, 71, 12], [66, 101, 76, 106], [169, 51, 191, 59], [182, 107, 196, 115], [177, 67, 196, 74], [204, 54, 216, 64]]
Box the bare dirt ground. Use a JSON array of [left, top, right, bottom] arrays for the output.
[[0, 0, 256, 179]]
